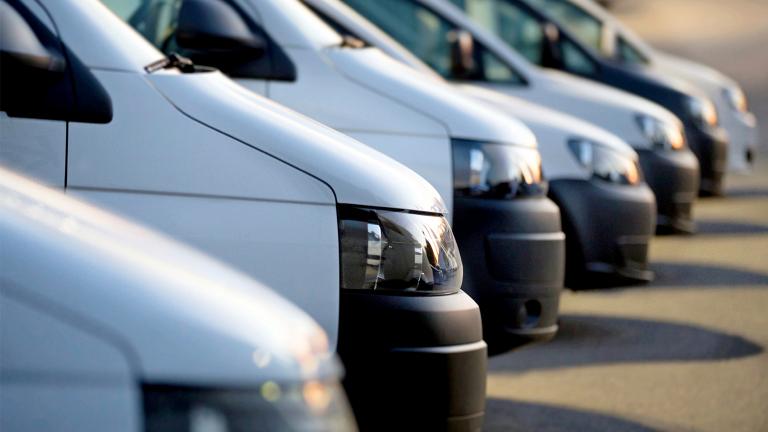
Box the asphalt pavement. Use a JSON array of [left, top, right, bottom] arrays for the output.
[[484, 1, 768, 430]]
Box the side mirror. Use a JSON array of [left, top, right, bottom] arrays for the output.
[[448, 29, 476, 79], [175, 0, 266, 67], [0, 2, 65, 77], [1, 2, 76, 120], [540, 22, 562, 68]]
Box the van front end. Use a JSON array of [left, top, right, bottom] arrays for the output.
[[451, 139, 564, 354], [551, 140, 657, 288], [334, 205, 487, 431]]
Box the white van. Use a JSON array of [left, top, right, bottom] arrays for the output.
[[302, 0, 661, 287], [520, 0, 759, 172], [0, 167, 356, 431], [332, 0, 701, 234], [102, 0, 569, 355], [0, 0, 486, 429]]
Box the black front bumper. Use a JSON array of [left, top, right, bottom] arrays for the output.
[[549, 179, 657, 288], [637, 148, 700, 234], [338, 291, 487, 432], [686, 125, 729, 196], [452, 196, 565, 355]]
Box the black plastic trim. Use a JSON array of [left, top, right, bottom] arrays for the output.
[[452, 196, 564, 354], [636, 148, 700, 234], [0, 0, 112, 123], [548, 179, 656, 288], [685, 125, 729, 196], [337, 290, 486, 431], [172, 0, 296, 81]]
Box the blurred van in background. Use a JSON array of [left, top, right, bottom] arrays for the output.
[[449, 0, 731, 195], [517, 0, 759, 172]]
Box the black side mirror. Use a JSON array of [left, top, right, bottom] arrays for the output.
[[1, 1, 71, 119], [540, 22, 563, 68], [0, 2, 65, 77], [1, 1, 111, 123], [448, 29, 476, 79], [175, 0, 266, 66]]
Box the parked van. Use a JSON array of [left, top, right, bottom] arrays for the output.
[[0, 166, 356, 431], [102, 0, 568, 353], [331, 0, 700, 234], [448, 0, 731, 195], [308, 0, 658, 286], [516, 0, 758, 172], [0, 0, 486, 429]]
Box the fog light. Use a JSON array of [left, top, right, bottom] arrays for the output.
[[515, 300, 542, 328]]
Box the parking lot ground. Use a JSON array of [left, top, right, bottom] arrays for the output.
[[484, 1, 768, 430], [486, 157, 768, 432]]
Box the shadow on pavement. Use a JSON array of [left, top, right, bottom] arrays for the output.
[[651, 262, 768, 287], [484, 399, 660, 432], [723, 187, 768, 198], [694, 220, 768, 235], [489, 314, 762, 373]]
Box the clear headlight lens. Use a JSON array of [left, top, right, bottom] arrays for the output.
[[143, 381, 357, 432], [686, 96, 719, 129], [568, 138, 642, 185], [452, 138, 547, 199], [724, 86, 748, 113], [338, 206, 462, 294], [636, 114, 686, 151]]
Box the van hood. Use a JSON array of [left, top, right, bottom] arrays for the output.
[[540, 69, 681, 125], [651, 52, 736, 92], [327, 47, 537, 147], [0, 168, 335, 385], [461, 84, 635, 157], [148, 69, 446, 214]]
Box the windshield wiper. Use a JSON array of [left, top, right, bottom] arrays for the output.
[[339, 35, 367, 49], [145, 53, 196, 74]]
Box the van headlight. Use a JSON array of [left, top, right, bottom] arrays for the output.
[[686, 96, 718, 130], [143, 381, 356, 431], [452, 138, 547, 199], [723, 86, 748, 113], [338, 206, 462, 294], [568, 138, 642, 185], [636, 114, 685, 151]]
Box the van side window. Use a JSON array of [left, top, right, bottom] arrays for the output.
[[456, 0, 546, 65], [616, 36, 649, 65], [344, 0, 455, 76], [527, 0, 603, 51], [342, 0, 524, 84], [561, 39, 597, 75]]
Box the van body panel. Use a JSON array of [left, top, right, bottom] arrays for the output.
[[264, 47, 447, 136], [344, 132, 454, 218], [237, 0, 342, 49], [68, 71, 336, 205], [71, 188, 342, 349], [325, 47, 537, 146], [150, 70, 447, 214]]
